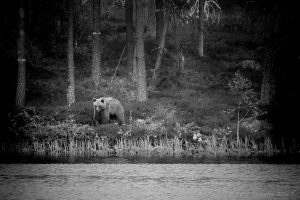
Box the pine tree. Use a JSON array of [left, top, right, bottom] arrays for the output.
[[16, 0, 26, 108], [91, 0, 102, 91], [67, 0, 75, 107], [135, 0, 148, 101]]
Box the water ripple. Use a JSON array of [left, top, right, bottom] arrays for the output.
[[0, 164, 299, 200]]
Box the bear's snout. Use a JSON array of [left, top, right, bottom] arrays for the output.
[[95, 106, 104, 111]]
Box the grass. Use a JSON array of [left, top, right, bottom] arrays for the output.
[[3, 94, 285, 159], [0, 136, 280, 158]]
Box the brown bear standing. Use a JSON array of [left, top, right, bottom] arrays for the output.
[[92, 97, 125, 125]]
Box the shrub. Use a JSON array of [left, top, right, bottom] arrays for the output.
[[228, 71, 259, 143]]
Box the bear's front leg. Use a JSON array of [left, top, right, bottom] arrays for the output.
[[93, 119, 100, 126], [99, 110, 109, 124], [101, 117, 109, 124]]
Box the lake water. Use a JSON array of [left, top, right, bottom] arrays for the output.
[[0, 160, 300, 200]]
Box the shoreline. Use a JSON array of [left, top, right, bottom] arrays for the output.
[[0, 136, 296, 161]]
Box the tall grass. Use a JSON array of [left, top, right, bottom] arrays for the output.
[[0, 136, 281, 158]]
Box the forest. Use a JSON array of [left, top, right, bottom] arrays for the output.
[[1, 0, 299, 158]]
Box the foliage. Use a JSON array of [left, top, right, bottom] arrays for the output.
[[7, 107, 96, 140], [212, 126, 232, 138], [228, 71, 258, 109], [106, 78, 137, 102], [4, 105, 284, 158], [175, 122, 202, 140], [125, 104, 178, 139], [228, 71, 260, 142], [7, 107, 47, 139], [186, 0, 221, 24], [167, 0, 221, 25]]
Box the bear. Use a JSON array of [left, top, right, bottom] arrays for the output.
[[92, 97, 125, 125]]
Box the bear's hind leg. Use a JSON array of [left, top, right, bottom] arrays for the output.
[[117, 112, 125, 125]]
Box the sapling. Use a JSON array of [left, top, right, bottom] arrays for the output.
[[228, 72, 259, 146]]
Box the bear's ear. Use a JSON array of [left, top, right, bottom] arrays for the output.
[[92, 98, 97, 102]]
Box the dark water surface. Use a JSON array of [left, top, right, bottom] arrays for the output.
[[1, 154, 300, 164], [0, 160, 300, 200]]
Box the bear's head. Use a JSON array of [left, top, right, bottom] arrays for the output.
[[93, 97, 107, 112]]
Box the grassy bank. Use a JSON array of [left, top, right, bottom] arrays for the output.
[[0, 136, 280, 158], [3, 108, 285, 158]]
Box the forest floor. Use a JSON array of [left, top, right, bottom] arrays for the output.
[[24, 15, 265, 136]]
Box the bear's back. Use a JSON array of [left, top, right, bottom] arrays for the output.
[[105, 97, 124, 111], [106, 97, 121, 105]]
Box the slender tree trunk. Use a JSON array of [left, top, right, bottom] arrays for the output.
[[131, 0, 138, 83], [236, 101, 241, 147], [126, 0, 136, 80], [16, 0, 26, 108], [173, 17, 185, 70], [136, 0, 147, 102], [133, 44, 137, 83], [149, 10, 169, 90], [67, 0, 75, 107], [198, 0, 204, 57], [92, 0, 101, 91], [156, 0, 164, 45]]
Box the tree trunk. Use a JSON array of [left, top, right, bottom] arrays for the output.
[[133, 44, 137, 83], [198, 0, 204, 57], [92, 0, 101, 91], [126, 0, 136, 80], [67, 0, 75, 107], [260, 49, 275, 105], [149, 9, 169, 90], [135, 0, 148, 102], [147, 0, 156, 38], [236, 101, 241, 147], [156, 0, 164, 45], [16, 0, 26, 108]]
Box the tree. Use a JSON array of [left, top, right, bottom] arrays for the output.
[[135, 0, 148, 101], [156, 0, 164, 45], [126, 0, 136, 81], [16, 0, 26, 108], [149, 8, 169, 90], [198, 0, 204, 57], [91, 0, 102, 91], [185, 0, 220, 57], [67, 0, 75, 107], [229, 72, 258, 146]]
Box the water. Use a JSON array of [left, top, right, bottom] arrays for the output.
[[0, 163, 300, 200]]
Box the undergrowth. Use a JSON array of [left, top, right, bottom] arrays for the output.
[[2, 105, 285, 158]]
